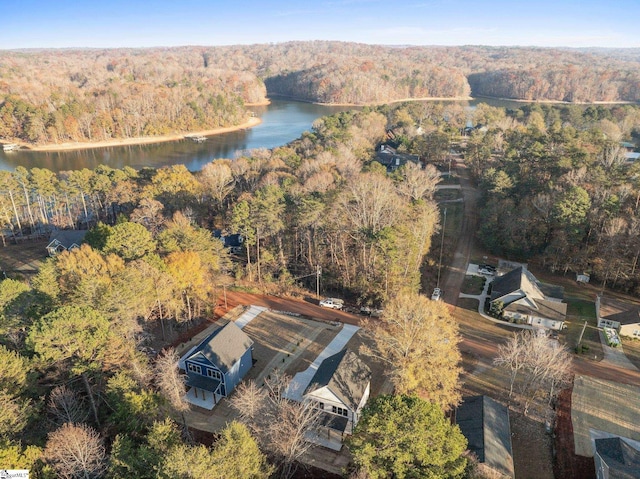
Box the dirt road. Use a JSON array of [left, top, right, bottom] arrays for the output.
[[216, 291, 362, 326]]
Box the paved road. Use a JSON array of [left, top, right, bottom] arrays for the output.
[[441, 157, 480, 306], [440, 157, 640, 388]]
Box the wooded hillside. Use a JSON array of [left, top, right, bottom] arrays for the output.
[[2, 42, 640, 146]]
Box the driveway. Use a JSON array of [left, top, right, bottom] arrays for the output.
[[284, 323, 360, 401], [598, 330, 639, 371]]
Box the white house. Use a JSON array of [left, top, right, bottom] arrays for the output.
[[490, 266, 567, 331], [596, 295, 640, 338], [303, 349, 371, 441]]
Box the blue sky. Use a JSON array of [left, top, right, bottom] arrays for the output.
[[2, 0, 639, 49]]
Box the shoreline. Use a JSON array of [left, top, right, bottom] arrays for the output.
[[472, 95, 638, 106], [315, 96, 475, 107], [23, 116, 262, 153], [268, 94, 474, 107], [270, 93, 637, 107]]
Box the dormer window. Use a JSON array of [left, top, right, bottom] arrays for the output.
[[187, 363, 202, 375]]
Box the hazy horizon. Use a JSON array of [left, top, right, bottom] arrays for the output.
[[3, 0, 639, 50]]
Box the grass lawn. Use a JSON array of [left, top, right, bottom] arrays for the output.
[[460, 275, 485, 295], [434, 189, 462, 202], [562, 296, 602, 359], [437, 172, 459, 185], [457, 297, 480, 312]]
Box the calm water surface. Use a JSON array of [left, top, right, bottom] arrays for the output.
[[0, 98, 525, 173]]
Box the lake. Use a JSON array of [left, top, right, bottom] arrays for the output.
[[0, 97, 526, 173]]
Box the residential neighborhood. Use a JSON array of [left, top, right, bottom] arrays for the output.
[[2, 85, 640, 479]]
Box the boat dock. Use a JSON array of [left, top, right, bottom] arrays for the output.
[[185, 134, 206, 143], [2, 143, 19, 152]]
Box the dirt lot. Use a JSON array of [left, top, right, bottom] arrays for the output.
[[0, 238, 48, 277], [177, 304, 391, 476], [553, 387, 596, 479]]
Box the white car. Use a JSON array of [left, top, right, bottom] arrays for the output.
[[319, 298, 344, 310], [431, 288, 442, 301]]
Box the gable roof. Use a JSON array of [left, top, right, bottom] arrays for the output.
[[504, 298, 568, 322], [595, 437, 640, 479], [187, 321, 253, 373], [304, 349, 371, 410], [599, 296, 640, 326], [47, 230, 87, 250], [456, 395, 514, 478], [490, 267, 544, 303]]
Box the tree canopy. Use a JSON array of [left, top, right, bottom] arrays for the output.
[[348, 394, 468, 479]]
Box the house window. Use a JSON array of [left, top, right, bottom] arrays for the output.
[[332, 406, 348, 417], [207, 369, 221, 380], [187, 363, 202, 375], [316, 401, 325, 410]]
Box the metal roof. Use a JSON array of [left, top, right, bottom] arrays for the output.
[[456, 395, 514, 478]]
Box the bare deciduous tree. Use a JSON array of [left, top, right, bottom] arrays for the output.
[[200, 160, 236, 208], [494, 330, 573, 415], [48, 385, 89, 425], [154, 348, 190, 421], [44, 423, 106, 479], [397, 162, 440, 201], [231, 374, 321, 479]]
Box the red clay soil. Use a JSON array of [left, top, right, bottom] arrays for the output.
[[216, 291, 362, 325], [165, 290, 362, 350], [553, 386, 596, 479]]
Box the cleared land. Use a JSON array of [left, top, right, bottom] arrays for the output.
[[571, 375, 640, 457], [179, 307, 391, 476], [0, 239, 48, 277]]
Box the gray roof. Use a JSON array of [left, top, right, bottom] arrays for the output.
[[504, 298, 568, 322], [491, 267, 566, 322], [599, 296, 640, 326], [304, 349, 371, 410], [491, 267, 544, 303], [595, 437, 640, 479], [47, 230, 87, 249], [456, 396, 514, 478], [186, 374, 221, 392], [187, 322, 253, 374]]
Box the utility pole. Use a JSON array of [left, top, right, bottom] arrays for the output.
[[577, 320, 588, 348], [316, 265, 321, 297], [223, 284, 228, 310], [436, 208, 447, 288]]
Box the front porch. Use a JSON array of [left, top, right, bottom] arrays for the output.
[[184, 375, 222, 410]]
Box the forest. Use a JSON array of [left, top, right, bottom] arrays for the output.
[[2, 98, 640, 476], [0, 102, 467, 478], [2, 42, 640, 146]]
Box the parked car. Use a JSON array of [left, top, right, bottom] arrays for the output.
[[319, 298, 344, 310], [478, 264, 496, 275], [431, 288, 442, 301], [360, 305, 384, 317]]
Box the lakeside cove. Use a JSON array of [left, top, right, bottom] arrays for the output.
[[0, 96, 628, 173]]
